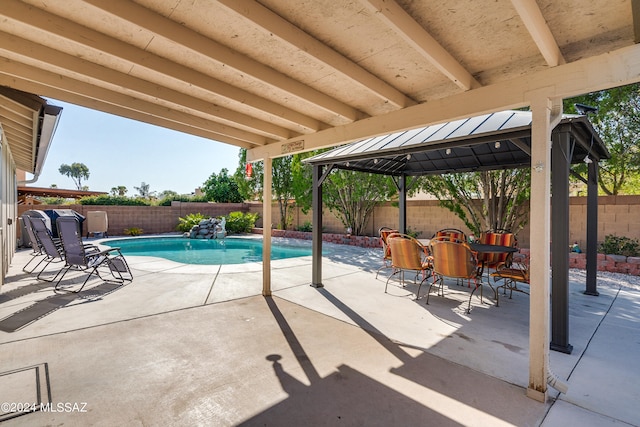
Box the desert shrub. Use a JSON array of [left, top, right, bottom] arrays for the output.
[[296, 221, 313, 232], [124, 227, 144, 236], [225, 211, 259, 234], [177, 213, 209, 232], [599, 235, 640, 257]]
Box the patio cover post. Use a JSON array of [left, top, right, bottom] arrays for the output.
[[585, 160, 599, 296], [311, 164, 324, 288], [398, 173, 407, 234], [527, 95, 555, 402], [550, 129, 572, 354], [262, 157, 272, 296]]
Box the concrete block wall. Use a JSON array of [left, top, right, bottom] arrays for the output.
[[18, 195, 639, 251], [568, 195, 640, 249], [17, 197, 640, 276], [248, 203, 347, 234], [18, 202, 250, 236]]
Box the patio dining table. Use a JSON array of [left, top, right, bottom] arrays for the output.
[[468, 243, 519, 255], [469, 243, 519, 277]]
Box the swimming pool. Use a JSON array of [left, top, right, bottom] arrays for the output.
[[103, 237, 313, 265]]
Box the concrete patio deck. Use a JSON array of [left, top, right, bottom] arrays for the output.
[[0, 237, 638, 426]]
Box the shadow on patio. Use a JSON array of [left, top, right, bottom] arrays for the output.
[[240, 296, 544, 426]]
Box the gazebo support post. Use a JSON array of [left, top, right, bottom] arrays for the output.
[[585, 160, 599, 296], [398, 173, 407, 234], [550, 129, 573, 354]]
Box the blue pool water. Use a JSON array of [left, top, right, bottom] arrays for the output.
[[103, 237, 313, 265]]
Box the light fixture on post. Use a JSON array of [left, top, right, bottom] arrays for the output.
[[574, 103, 598, 115], [575, 104, 597, 165]]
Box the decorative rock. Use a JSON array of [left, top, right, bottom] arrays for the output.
[[186, 217, 226, 239]]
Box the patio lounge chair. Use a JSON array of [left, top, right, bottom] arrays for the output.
[[428, 239, 486, 313], [55, 216, 133, 293], [21, 214, 50, 274], [385, 233, 432, 298], [29, 216, 66, 282], [375, 226, 398, 279]]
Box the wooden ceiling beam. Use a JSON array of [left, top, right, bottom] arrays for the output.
[[633, 0, 640, 43], [248, 43, 640, 160], [0, 33, 292, 141], [217, 0, 416, 109], [0, 0, 323, 134], [361, 0, 480, 91], [0, 62, 266, 149], [510, 0, 566, 66], [83, 0, 363, 124]]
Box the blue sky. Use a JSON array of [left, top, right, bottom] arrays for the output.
[[28, 100, 241, 195]]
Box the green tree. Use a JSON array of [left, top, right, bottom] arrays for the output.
[[419, 169, 531, 235], [323, 169, 397, 236], [290, 151, 317, 213], [234, 149, 262, 201], [58, 162, 89, 190], [234, 149, 320, 228], [271, 156, 296, 229], [565, 84, 640, 195], [110, 186, 128, 196], [134, 182, 156, 199], [203, 168, 244, 203], [157, 190, 179, 199]]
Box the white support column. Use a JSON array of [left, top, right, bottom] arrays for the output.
[[262, 157, 272, 296], [527, 95, 554, 401]]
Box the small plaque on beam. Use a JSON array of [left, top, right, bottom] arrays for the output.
[[281, 140, 304, 154]]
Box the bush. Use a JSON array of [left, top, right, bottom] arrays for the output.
[[599, 235, 640, 257], [296, 221, 313, 232], [177, 213, 209, 232], [124, 227, 144, 236], [225, 211, 259, 234], [158, 194, 209, 206], [37, 196, 70, 205], [406, 227, 422, 239], [79, 195, 151, 206]]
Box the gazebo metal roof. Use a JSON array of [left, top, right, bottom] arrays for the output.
[[305, 110, 609, 175]]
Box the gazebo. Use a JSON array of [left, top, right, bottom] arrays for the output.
[[305, 109, 609, 355]]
